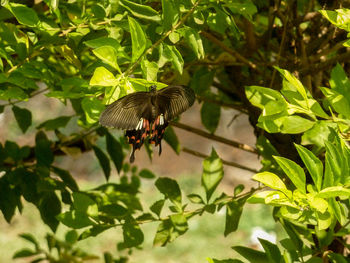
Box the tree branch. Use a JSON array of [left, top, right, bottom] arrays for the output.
[[170, 121, 257, 154], [182, 147, 259, 173]]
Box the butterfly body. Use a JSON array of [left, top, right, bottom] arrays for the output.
[[99, 85, 195, 162]]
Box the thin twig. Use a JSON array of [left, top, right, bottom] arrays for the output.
[[196, 95, 247, 114], [170, 121, 257, 154], [182, 147, 259, 173], [200, 31, 260, 72], [0, 87, 49, 107]]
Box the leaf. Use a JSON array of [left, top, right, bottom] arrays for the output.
[[179, 26, 204, 59], [90, 66, 119, 86], [12, 106, 32, 133], [120, 0, 161, 22], [301, 121, 337, 147], [324, 141, 342, 187], [57, 210, 94, 229], [141, 59, 158, 81], [93, 46, 121, 73], [315, 186, 350, 198], [122, 218, 144, 248], [245, 85, 286, 110], [224, 200, 244, 236], [295, 144, 323, 191], [150, 199, 165, 217], [155, 177, 182, 210], [35, 132, 54, 167], [163, 44, 184, 74], [139, 169, 155, 179], [170, 213, 188, 234], [279, 116, 315, 134], [128, 16, 147, 62], [52, 166, 79, 191], [12, 249, 37, 259], [202, 148, 224, 202], [153, 219, 171, 246], [163, 126, 180, 154], [106, 132, 124, 173], [93, 146, 111, 181], [19, 233, 39, 249], [37, 116, 72, 130], [81, 97, 105, 124], [8, 3, 40, 27], [161, 0, 179, 30], [39, 193, 61, 232], [320, 87, 350, 118], [259, 239, 282, 263], [232, 246, 269, 263], [273, 156, 306, 193], [187, 194, 205, 204], [73, 192, 98, 217], [201, 101, 221, 133], [252, 172, 287, 192]]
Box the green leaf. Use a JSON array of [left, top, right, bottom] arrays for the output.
[[35, 132, 53, 167], [92, 46, 121, 73], [190, 67, 214, 95], [122, 218, 144, 248], [163, 126, 180, 154], [93, 146, 111, 181], [141, 59, 158, 81], [12, 106, 32, 133], [328, 198, 347, 226], [161, 0, 179, 30], [150, 199, 165, 217], [37, 116, 71, 130], [90, 67, 119, 86], [274, 156, 306, 193], [201, 101, 221, 134], [224, 200, 244, 236], [279, 116, 315, 134], [178, 26, 204, 59], [57, 210, 94, 229], [39, 193, 61, 232], [324, 141, 342, 187], [8, 3, 40, 27], [106, 132, 124, 173], [163, 44, 184, 74], [245, 85, 286, 110], [19, 233, 39, 248], [259, 239, 282, 263], [319, 9, 350, 31], [153, 219, 171, 246], [52, 166, 79, 191], [128, 16, 147, 62], [120, 0, 161, 22], [301, 121, 337, 147], [320, 87, 350, 118], [170, 213, 188, 234], [295, 144, 323, 191], [0, 87, 28, 100], [65, 230, 79, 244], [202, 148, 224, 202], [73, 192, 98, 217], [232, 246, 269, 263], [315, 186, 350, 198], [252, 172, 287, 192], [207, 259, 244, 263], [155, 177, 182, 209], [12, 249, 37, 259], [81, 97, 105, 124], [139, 169, 155, 179], [187, 194, 205, 204]]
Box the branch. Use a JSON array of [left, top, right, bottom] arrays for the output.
[[200, 31, 260, 72], [196, 95, 248, 114], [170, 121, 257, 154], [182, 147, 259, 173]]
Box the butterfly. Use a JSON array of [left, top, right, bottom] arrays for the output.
[[99, 85, 195, 162]]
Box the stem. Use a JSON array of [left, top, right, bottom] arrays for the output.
[[170, 121, 258, 154], [182, 146, 259, 173]]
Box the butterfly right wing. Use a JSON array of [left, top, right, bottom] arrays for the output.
[[99, 92, 150, 130]]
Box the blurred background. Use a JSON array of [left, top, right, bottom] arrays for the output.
[[0, 91, 277, 262]]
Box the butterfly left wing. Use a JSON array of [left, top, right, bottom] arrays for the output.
[[99, 92, 151, 130], [156, 86, 195, 121]]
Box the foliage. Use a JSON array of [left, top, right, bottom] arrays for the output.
[[1, 0, 350, 262]]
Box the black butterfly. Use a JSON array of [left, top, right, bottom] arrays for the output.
[[99, 85, 195, 162]]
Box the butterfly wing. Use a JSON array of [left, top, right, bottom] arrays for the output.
[[156, 86, 195, 121], [99, 92, 151, 130]]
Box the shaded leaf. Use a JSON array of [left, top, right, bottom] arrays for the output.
[[12, 106, 32, 133]]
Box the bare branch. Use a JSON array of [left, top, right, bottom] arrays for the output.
[[170, 121, 258, 154]]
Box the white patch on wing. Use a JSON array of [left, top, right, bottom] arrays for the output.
[[136, 118, 144, 130], [160, 114, 164, 125]]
